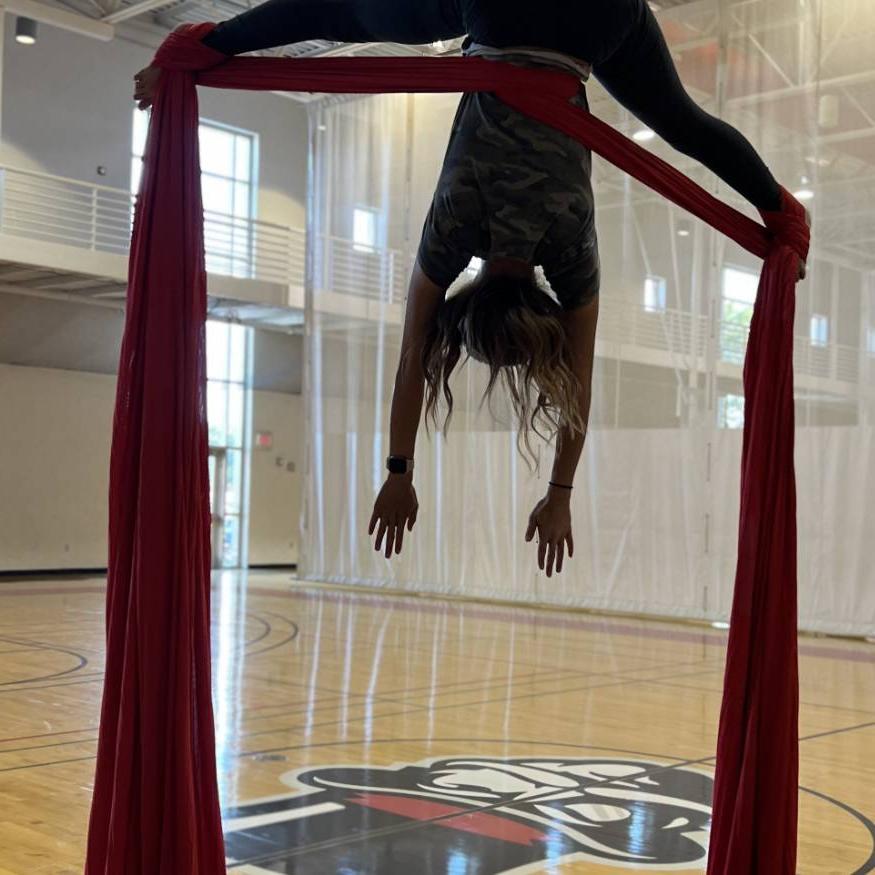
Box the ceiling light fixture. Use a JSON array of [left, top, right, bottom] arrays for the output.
[[15, 17, 38, 45], [633, 128, 656, 142], [793, 189, 815, 202], [818, 94, 840, 129]]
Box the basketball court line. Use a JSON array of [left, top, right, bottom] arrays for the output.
[[0, 580, 871, 664]]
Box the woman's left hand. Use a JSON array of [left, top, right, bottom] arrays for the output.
[[525, 491, 574, 577]]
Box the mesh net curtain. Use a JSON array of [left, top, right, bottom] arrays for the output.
[[84, 22, 810, 875]]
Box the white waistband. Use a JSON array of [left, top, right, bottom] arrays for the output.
[[464, 42, 592, 82]]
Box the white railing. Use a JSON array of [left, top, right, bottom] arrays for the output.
[[599, 300, 708, 361], [313, 234, 412, 305], [0, 166, 133, 255], [0, 164, 867, 387], [0, 165, 307, 288]]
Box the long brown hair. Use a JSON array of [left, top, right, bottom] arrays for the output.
[[421, 274, 586, 468]]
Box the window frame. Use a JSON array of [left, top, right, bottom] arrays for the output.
[[131, 111, 259, 278], [352, 205, 380, 254], [644, 275, 668, 313], [809, 313, 829, 348], [720, 264, 760, 365]]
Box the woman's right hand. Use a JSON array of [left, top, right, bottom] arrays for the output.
[[133, 65, 162, 111], [369, 476, 419, 558]]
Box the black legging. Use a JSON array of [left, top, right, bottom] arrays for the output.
[[203, 0, 782, 211]]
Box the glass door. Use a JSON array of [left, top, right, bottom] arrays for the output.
[[208, 449, 227, 568]]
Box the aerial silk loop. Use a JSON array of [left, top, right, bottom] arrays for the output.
[[85, 21, 810, 875]]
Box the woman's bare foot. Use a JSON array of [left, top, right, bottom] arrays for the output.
[[798, 206, 811, 280]]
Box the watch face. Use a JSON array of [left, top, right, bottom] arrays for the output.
[[387, 457, 407, 474]]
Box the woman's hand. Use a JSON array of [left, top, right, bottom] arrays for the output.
[[369, 475, 419, 558], [526, 490, 574, 577], [133, 65, 162, 110]]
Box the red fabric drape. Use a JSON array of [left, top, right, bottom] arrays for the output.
[[84, 26, 227, 875], [85, 23, 810, 875]]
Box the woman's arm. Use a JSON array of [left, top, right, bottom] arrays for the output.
[[369, 260, 446, 557], [388, 261, 446, 459], [550, 293, 598, 489], [525, 293, 598, 576], [201, 0, 465, 57]]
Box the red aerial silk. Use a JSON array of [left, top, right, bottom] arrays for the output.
[[85, 22, 810, 875]]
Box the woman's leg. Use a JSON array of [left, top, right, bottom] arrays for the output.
[[593, 1, 782, 211], [204, 0, 464, 57]]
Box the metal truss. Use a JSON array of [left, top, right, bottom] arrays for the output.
[[32, 0, 875, 271]]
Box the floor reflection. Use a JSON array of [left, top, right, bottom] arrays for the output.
[[196, 571, 875, 874]]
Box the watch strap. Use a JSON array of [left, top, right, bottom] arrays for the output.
[[386, 455, 414, 474]]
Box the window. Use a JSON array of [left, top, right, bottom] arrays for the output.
[[132, 111, 257, 278], [810, 314, 829, 347], [868, 328, 875, 357], [353, 206, 378, 253], [206, 320, 251, 569], [720, 267, 759, 364], [131, 109, 149, 197], [644, 276, 667, 313], [718, 394, 745, 430]]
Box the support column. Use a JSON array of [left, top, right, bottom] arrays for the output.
[[861, 272, 874, 426], [0, 11, 6, 230], [0, 9, 5, 150], [700, 0, 731, 619]]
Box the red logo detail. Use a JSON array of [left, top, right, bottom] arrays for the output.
[[347, 793, 548, 846]]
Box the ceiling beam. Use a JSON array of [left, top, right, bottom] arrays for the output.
[[0, 0, 114, 40], [728, 70, 875, 109], [102, 0, 177, 25], [0, 282, 125, 309]]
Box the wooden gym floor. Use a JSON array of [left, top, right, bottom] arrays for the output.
[[0, 572, 873, 874]]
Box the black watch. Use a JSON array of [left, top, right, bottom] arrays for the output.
[[386, 455, 414, 475]]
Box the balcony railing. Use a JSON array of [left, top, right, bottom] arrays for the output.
[[0, 165, 133, 255], [0, 164, 868, 388], [313, 234, 412, 305], [0, 165, 307, 288]]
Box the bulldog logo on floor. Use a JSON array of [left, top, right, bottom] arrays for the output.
[[223, 756, 713, 872]]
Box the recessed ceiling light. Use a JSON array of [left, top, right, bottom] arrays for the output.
[[633, 128, 656, 142], [712, 621, 730, 630], [793, 189, 815, 201], [678, 229, 691, 237]]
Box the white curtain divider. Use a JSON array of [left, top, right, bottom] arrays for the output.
[[301, 0, 875, 638]]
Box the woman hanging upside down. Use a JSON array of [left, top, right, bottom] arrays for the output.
[[134, 0, 806, 577]]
